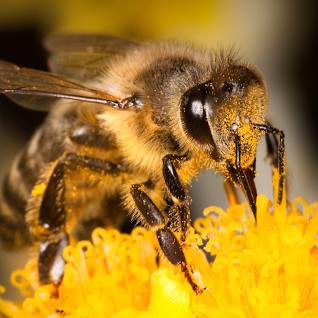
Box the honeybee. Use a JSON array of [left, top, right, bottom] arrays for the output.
[[0, 34, 285, 293]]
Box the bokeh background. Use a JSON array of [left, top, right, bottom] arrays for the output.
[[0, 0, 317, 298]]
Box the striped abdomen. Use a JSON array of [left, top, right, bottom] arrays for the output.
[[0, 105, 122, 248], [0, 105, 74, 248]]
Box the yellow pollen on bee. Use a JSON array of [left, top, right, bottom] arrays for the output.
[[237, 123, 259, 164], [31, 183, 47, 197]]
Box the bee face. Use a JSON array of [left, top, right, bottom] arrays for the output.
[[180, 65, 267, 167]]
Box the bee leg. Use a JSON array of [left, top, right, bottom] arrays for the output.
[[38, 233, 69, 286], [162, 154, 191, 242], [130, 184, 202, 294], [265, 132, 279, 167], [264, 127, 288, 203], [38, 153, 125, 286], [38, 161, 68, 286], [252, 123, 286, 204]]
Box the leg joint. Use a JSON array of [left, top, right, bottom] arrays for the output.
[[162, 154, 188, 201], [130, 184, 165, 227]]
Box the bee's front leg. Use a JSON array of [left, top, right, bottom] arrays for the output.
[[265, 132, 279, 167], [37, 153, 124, 287], [162, 154, 191, 241], [130, 184, 201, 294], [253, 123, 286, 204]]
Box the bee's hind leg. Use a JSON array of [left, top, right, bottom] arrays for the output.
[[37, 153, 126, 288], [37, 160, 68, 287], [130, 184, 202, 294]]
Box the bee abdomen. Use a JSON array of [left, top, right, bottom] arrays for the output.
[[0, 172, 32, 249], [0, 142, 42, 248]]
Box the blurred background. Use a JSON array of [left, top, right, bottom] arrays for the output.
[[0, 0, 317, 298]]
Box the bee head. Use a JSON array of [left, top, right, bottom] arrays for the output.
[[180, 65, 267, 167]]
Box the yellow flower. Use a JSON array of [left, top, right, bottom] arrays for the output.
[[1, 172, 318, 317]]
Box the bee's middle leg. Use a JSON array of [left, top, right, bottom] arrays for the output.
[[37, 153, 124, 286]]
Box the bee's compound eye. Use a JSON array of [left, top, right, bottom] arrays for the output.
[[180, 83, 214, 145], [222, 81, 239, 94]]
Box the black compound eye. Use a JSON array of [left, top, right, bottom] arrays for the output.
[[222, 81, 239, 94], [180, 82, 214, 145]]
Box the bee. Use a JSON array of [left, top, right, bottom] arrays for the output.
[[0, 34, 285, 293]]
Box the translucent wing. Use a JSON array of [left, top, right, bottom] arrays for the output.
[[48, 52, 112, 81], [0, 60, 121, 111], [45, 34, 139, 53], [45, 34, 139, 81]]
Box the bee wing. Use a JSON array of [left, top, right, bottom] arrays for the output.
[[47, 52, 112, 82], [45, 34, 138, 53], [45, 34, 139, 81], [0, 60, 121, 111]]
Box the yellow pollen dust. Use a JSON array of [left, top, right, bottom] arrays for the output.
[[0, 171, 318, 317], [31, 183, 47, 197], [238, 123, 259, 167]]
